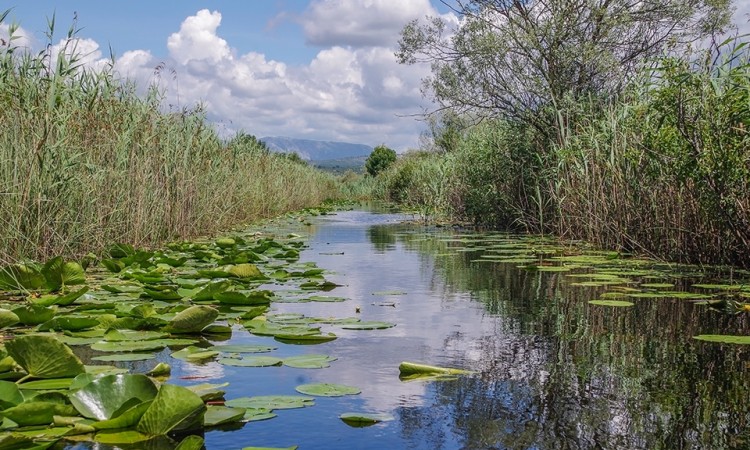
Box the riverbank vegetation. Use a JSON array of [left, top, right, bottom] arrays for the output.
[[376, 0, 750, 267], [0, 12, 339, 264]]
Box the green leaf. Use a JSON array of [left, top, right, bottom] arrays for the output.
[[175, 435, 205, 450], [171, 346, 220, 361], [216, 290, 273, 306], [203, 405, 246, 427], [184, 382, 229, 402], [192, 280, 232, 301], [17, 378, 74, 390], [90, 338, 198, 353], [228, 263, 264, 279], [340, 321, 395, 330], [41, 257, 86, 291], [225, 395, 314, 411], [282, 354, 337, 369], [2, 401, 77, 426], [92, 400, 153, 430], [588, 300, 635, 307], [137, 384, 206, 435], [91, 353, 156, 362], [0, 309, 19, 329], [11, 304, 56, 325], [295, 383, 361, 397], [31, 286, 89, 307], [243, 408, 276, 422], [398, 361, 472, 377], [38, 315, 99, 331], [69, 374, 158, 420], [146, 362, 171, 378], [103, 330, 169, 341], [0, 264, 45, 290], [339, 412, 394, 427], [5, 335, 85, 379], [219, 356, 283, 367], [693, 334, 750, 344], [165, 305, 219, 333], [0, 381, 23, 409]]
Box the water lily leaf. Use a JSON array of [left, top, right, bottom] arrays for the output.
[[203, 405, 246, 427], [225, 395, 314, 411], [0, 381, 23, 409], [306, 295, 347, 302], [215, 238, 236, 249], [172, 346, 220, 361], [142, 287, 182, 301], [94, 430, 154, 445], [165, 305, 219, 333], [216, 290, 273, 306], [339, 412, 394, 427], [295, 383, 361, 397], [91, 338, 198, 353], [92, 400, 153, 430], [0, 433, 49, 450], [5, 335, 85, 379], [41, 257, 86, 291], [101, 259, 126, 273], [108, 243, 136, 258], [11, 304, 57, 325], [38, 315, 99, 331], [398, 361, 472, 377], [69, 374, 158, 420], [228, 264, 264, 279], [211, 344, 276, 353], [2, 401, 78, 426], [146, 362, 171, 378], [694, 335, 750, 344], [218, 356, 283, 367], [588, 300, 635, 307], [242, 447, 297, 450], [91, 353, 156, 362], [137, 384, 206, 435], [243, 408, 277, 422], [174, 435, 205, 450], [274, 333, 338, 344], [103, 330, 169, 342], [282, 354, 337, 369], [192, 281, 233, 301], [185, 382, 229, 402], [340, 321, 395, 330], [0, 264, 45, 290], [17, 378, 74, 390], [0, 309, 19, 329]]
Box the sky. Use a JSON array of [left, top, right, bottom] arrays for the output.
[[2, 1, 749, 151]]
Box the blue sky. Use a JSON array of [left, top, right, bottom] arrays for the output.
[[2, 1, 748, 151]]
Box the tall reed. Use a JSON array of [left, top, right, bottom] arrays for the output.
[[0, 14, 339, 263]]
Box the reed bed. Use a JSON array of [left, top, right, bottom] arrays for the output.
[[0, 17, 339, 263]]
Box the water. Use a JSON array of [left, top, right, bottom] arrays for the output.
[[68, 209, 750, 449]]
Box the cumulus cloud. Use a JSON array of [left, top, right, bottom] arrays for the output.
[[109, 7, 443, 150], [300, 0, 438, 47], [0, 23, 36, 50]]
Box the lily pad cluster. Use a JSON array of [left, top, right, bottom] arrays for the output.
[[0, 222, 404, 448]]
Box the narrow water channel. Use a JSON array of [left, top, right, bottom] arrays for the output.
[[167, 208, 750, 450]]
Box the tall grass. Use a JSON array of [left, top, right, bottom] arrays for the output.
[[377, 35, 750, 267], [0, 14, 340, 263]]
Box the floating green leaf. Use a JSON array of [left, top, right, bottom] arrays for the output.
[[219, 356, 283, 367], [91, 353, 156, 362], [91, 338, 197, 353], [340, 321, 395, 330], [295, 383, 361, 397], [0, 264, 45, 290], [282, 354, 337, 369], [588, 300, 634, 307], [11, 304, 56, 325], [339, 412, 394, 427], [203, 405, 246, 427], [172, 346, 220, 361], [69, 374, 158, 420], [0, 309, 19, 329], [693, 335, 750, 344], [2, 401, 77, 426], [225, 395, 314, 411], [137, 384, 206, 435], [41, 257, 86, 291], [5, 335, 85, 379], [165, 305, 219, 333]]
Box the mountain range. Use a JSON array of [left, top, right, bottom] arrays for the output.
[[261, 136, 373, 162]]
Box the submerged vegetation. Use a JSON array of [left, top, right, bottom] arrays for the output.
[[376, 0, 750, 268], [0, 11, 339, 265]]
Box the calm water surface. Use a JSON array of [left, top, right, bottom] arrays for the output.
[[72, 209, 750, 449]]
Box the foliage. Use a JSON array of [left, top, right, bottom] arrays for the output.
[[0, 12, 341, 264], [398, 0, 731, 143], [365, 145, 397, 177]]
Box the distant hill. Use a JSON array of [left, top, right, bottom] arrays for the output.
[[261, 136, 373, 162]]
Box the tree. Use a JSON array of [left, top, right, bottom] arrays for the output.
[[397, 0, 732, 144], [365, 145, 397, 177]]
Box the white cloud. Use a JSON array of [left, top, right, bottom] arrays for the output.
[[109, 7, 445, 150], [300, 0, 438, 47], [0, 23, 36, 50]]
